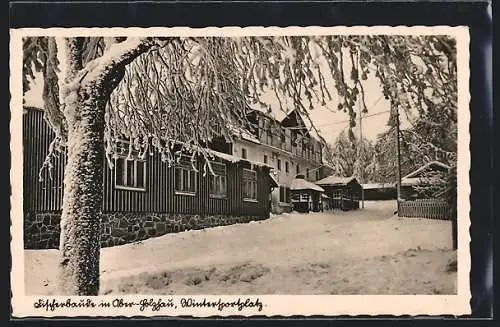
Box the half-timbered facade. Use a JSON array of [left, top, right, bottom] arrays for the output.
[[23, 107, 277, 249]]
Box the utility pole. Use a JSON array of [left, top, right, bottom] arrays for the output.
[[358, 99, 365, 209], [395, 104, 402, 214]]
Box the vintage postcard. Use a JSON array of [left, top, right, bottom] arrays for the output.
[[10, 26, 471, 317]]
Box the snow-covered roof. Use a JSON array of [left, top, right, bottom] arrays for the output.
[[208, 149, 274, 169], [207, 149, 240, 163], [228, 125, 261, 145], [315, 175, 357, 186], [362, 183, 396, 189], [240, 132, 261, 144], [290, 178, 325, 192], [401, 176, 441, 187], [227, 124, 261, 145], [402, 161, 451, 180]]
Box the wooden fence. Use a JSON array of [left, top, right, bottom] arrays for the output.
[[398, 199, 453, 220]]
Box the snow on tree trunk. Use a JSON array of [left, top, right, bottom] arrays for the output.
[[57, 37, 155, 295], [57, 79, 107, 295]]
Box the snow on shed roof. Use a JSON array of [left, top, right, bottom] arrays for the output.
[[315, 175, 357, 186], [290, 178, 325, 192]]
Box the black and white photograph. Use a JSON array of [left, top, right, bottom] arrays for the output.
[[10, 26, 471, 317]]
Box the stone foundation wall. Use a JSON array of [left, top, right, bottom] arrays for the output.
[[24, 212, 268, 249]]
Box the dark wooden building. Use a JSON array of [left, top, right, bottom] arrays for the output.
[[23, 107, 277, 249], [362, 183, 397, 201], [315, 175, 362, 211], [400, 161, 451, 200], [289, 175, 325, 213]]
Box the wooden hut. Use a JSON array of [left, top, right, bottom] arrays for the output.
[[23, 107, 276, 249], [315, 175, 362, 211], [401, 161, 450, 200], [289, 175, 325, 213]]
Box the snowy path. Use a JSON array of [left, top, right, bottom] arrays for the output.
[[25, 201, 456, 295]]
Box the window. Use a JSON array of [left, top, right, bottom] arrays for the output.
[[296, 164, 300, 175], [285, 161, 289, 173], [209, 161, 227, 198], [242, 168, 257, 201], [114, 139, 146, 191], [241, 148, 247, 159], [263, 155, 268, 164], [115, 157, 146, 190], [279, 186, 290, 203], [277, 159, 282, 171], [175, 157, 198, 195], [306, 168, 310, 179]]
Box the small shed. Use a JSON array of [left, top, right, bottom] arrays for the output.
[[289, 175, 325, 213], [401, 161, 450, 200], [315, 175, 362, 211]]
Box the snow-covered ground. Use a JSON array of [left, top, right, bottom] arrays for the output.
[[25, 200, 456, 295]]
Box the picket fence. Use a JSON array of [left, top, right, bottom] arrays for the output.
[[398, 199, 453, 220]]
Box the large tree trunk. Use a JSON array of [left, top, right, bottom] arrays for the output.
[[56, 37, 156, 295], [58, 79, 107, 295]]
